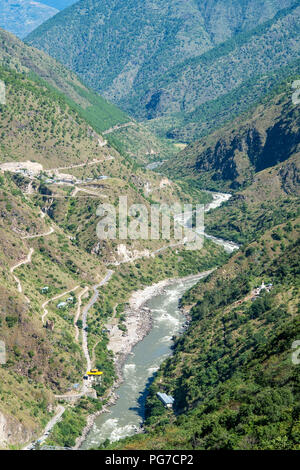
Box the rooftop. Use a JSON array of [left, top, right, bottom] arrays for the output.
[[157, 392, 174, 405]]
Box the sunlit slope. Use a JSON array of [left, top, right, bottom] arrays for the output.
[[0, 28, 130, 133]]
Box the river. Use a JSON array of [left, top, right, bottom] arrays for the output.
[[204, 192, 239, 253], [80, 192, 238, 449], [80, 273, 208, 448]]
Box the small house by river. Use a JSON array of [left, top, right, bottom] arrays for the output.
[[157, 392, 175, 409]]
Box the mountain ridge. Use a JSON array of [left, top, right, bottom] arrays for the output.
[[26, 0, 298, 121], [0, 28, 176, 161]]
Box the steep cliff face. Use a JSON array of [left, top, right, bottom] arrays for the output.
[[0, 411, 36, 448], [279, 157, 300, 194], [195, 117, 300, 186], [164, 88, 300, 190]]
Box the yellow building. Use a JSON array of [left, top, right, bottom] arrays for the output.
[[87, 369, 103, 377]]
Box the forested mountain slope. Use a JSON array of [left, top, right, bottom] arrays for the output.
[[134, 3, 300, 120], [106, 217, 300, 450], [0, 28, 175, 160], [26, 0, 297, 121], [0, 28, 129, 133], [204, 153, 300, 245], [147, 59, 300, 143]]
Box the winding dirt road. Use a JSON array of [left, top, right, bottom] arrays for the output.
[[44, 159, 104, 173], [102, 121, 135, 135], [74, 287, 89, 342], [23, 405, 65, 450], [41, 285, 80, 324], [82, 270, 114, 371], [21, 226, 55, 240], [10, 248, 34, 293], [53, 270, 114, 400]]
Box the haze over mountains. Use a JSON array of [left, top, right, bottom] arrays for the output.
[[26, 0, 299, 142], [41, 0, 77, 8], [0, 0, 58, 38], [0, 0, 78, 38]]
